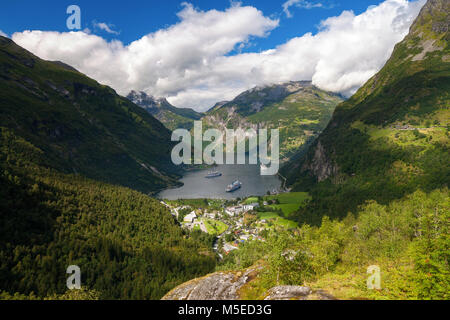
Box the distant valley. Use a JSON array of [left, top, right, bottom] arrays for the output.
[[130, 81, 343, 163]]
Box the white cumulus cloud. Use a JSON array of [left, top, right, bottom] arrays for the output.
[[283, 0, 327, 18], [12, 0, 425, 111], [93, 22, 120, 35]]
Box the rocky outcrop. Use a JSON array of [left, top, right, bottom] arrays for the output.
[[127, 90, 171, 116], [264, 286, 312, 300], [162, 269, 257, 300], [127, 90, 202, 130], [414, 0, 449, 33], [263, 286, 335, 300], [301, 141, 337, 182], [162, 269, 335, 300]]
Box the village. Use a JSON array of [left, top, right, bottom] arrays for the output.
[[160, 192, 309, 257], [162, 199, 266, 255]]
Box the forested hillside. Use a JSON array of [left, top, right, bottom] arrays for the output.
[[282, 0, 449, 225], [0, 127, 215, 299], [0, 37, 216, 299], [211, 187, 448, 300], [0, 36, 181, 194]]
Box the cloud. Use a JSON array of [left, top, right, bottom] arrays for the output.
[[282, 0, 331, 18], [12, 1, 425, 111], [93, 22, 120, 35], [0, 30, 8, 37]]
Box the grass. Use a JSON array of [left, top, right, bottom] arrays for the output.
[[257, 212, 280, 220], [272, 217, 298, 228], [256, 212, 298, 229], [203, 219, 228, 236], [264, 192, 311, 205], [266, 203, 301, 217], [243, 197, 259, 204], [263, 192, 311, 217], [237, 268, 268, 300], [307, 257, 418, 300], [245, 192, 311, 227], [235, 257, 418, 300]]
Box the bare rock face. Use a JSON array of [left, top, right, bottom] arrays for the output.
[[162, 269, 256, 300], [264, 286, 312, 300], [162, 269, 336, 300], [264, 286, 336, 300], [302, 141, 337, 182], [411, 0, 449, 34]]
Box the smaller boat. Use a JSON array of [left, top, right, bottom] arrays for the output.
[[260, 163, 269, 175], [205, 171, 222, 178], [226, 180, 242, 192]]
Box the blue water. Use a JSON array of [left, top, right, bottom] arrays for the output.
[[157, 162, 282, 200]]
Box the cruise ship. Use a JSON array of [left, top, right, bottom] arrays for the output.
[[226, 180, 242, 192], [205, 171, 222, 178]]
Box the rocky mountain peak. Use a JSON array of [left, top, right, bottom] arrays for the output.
[[410, 0, 449, 34], [127, 90, 169, 109], [234, 81, 313, 104], [127, 90, 203, 130]]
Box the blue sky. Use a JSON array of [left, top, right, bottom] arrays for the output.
[[1, 0, 385, 51], [1, 0, 425, 110]]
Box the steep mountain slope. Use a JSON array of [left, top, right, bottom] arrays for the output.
[[0, 36, 182, 193], [283, 0, 449, 224], [203, 81, 343, 161], [0, 127, 215, 299], [0, 37, 216, 299], [127, 91, 203, 130], [207, 100, 229, 113]]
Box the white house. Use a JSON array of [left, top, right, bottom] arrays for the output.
[[183, 211, 197, 223], [223, 243, 238, 253], [225, 206, 244, 216], [204, 213, 216, 219], [240, 234, 251, 241], [243, 203, 259, 212]]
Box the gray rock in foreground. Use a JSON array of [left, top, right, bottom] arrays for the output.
[[162, 269, 257, 300], [162, 268, 335, 300], [264, 286, 312, 300]]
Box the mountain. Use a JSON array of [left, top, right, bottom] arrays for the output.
[[206, 100, 229, 113], [203, 81, 344, 161], [0, 36, 216, 299], [282, 0, 449, 224], [0, 36, 182, 193], [127, 90, 203, 130]]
